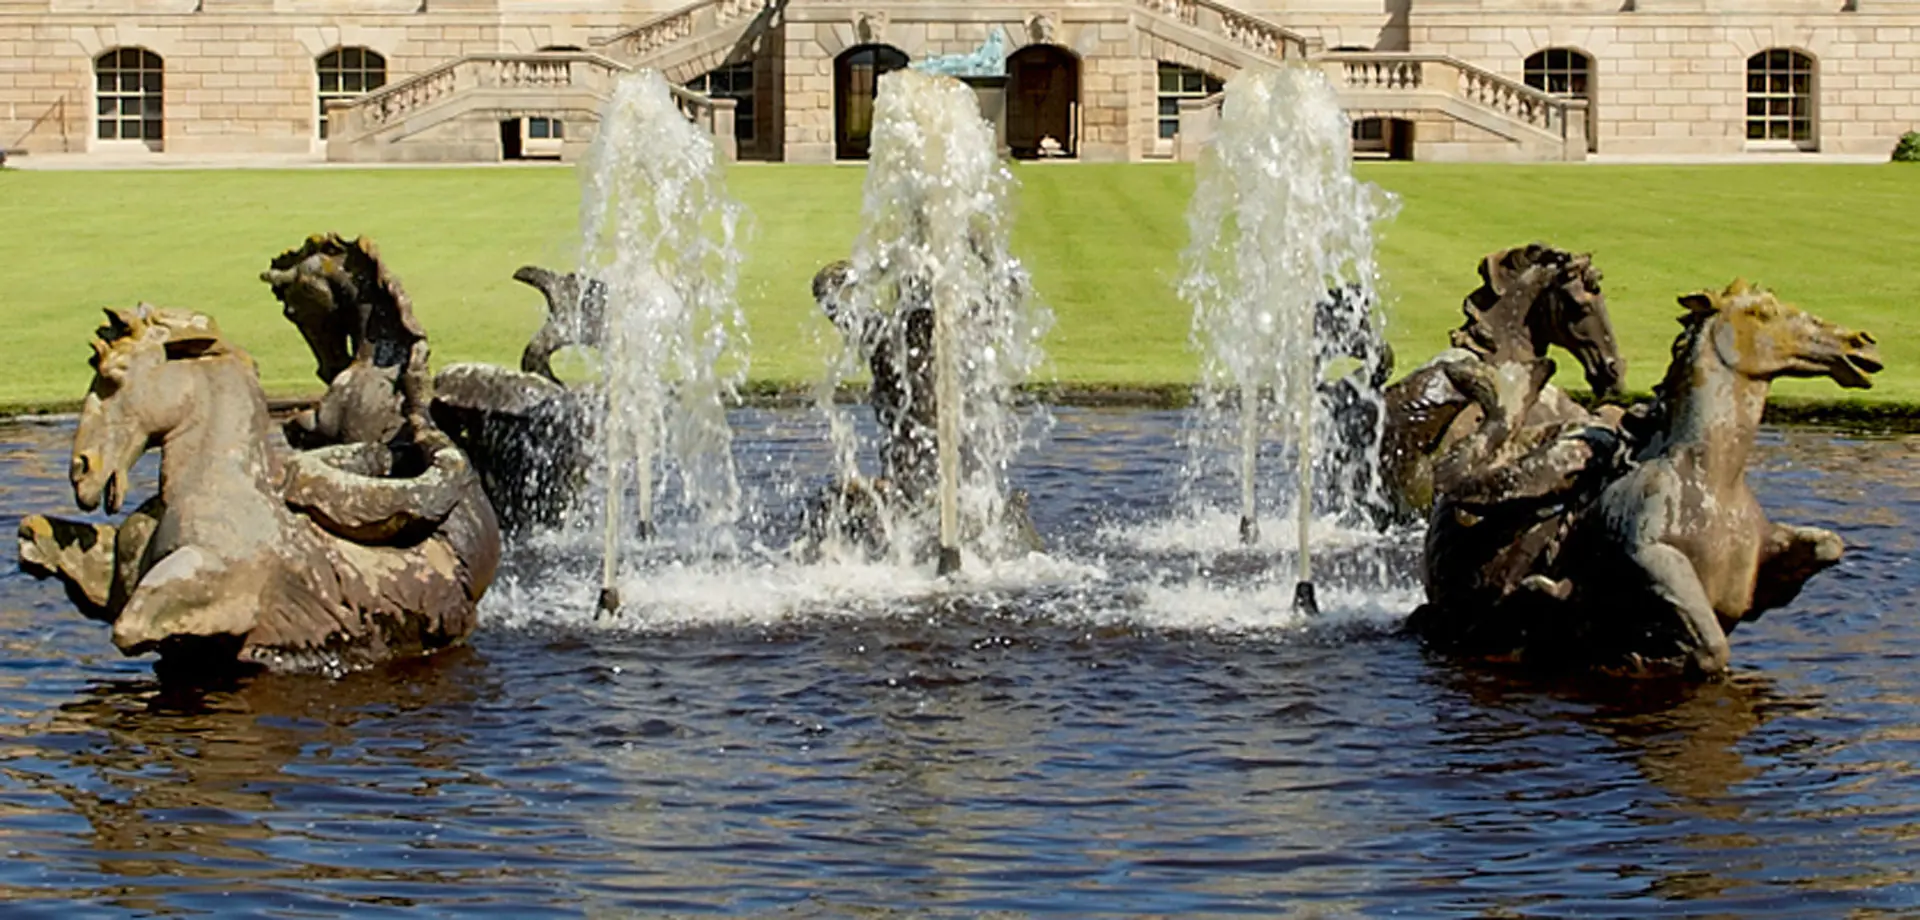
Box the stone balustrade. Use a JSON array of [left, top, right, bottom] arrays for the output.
[[326, 51, 735, 162], [598, 0, 777, 61], [1135, 0, 1313, 59], [1176, 52, 1588, 162], [1316, 52, 1582, 143]]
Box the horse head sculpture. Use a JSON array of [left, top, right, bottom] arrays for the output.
[[1665, 279, 1880, 397], [75, 305, 255, 514], [1456, 243, 1624, 400], [261, 234, 431, 447]]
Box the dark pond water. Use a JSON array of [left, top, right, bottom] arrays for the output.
[[0, 409, 1916, 917]]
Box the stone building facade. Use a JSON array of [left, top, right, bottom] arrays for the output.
[[3, 0, 1917, 162]]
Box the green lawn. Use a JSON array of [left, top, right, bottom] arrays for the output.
[[0, 162, 1914, 410]]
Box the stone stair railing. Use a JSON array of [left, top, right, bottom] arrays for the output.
[[1318, 52, 1580, 140], [326, 51, 737, 160], [594, 0, 780, 61], [1177, 52, 1587, 161], [1135, 0, 1316, 60]]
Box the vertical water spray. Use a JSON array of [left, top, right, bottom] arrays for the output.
[[820, 69, 1051, 572], [578, 70, 750, 609], [1178, 64, 1398, 607]]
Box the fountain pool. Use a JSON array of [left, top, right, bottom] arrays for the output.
[[0, 411, 1916, 916]]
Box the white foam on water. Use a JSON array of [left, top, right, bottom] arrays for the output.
[[1099, 507, 1406, 556], [481, 549, 1109, 633], [1117, 577, 1419, 636]]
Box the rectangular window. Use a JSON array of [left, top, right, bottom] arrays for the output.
[[1157, 63, 1222, 143], [686, 60, 757, 145]]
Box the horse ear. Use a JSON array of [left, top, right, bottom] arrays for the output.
[[1678, 291, 1718, 316], [1480, 248, 1521, 296], [102, 305, 148, 338], [145, 310, 228, 360]]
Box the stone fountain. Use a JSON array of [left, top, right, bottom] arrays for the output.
[[805, 68, 1051, 573], [1177, 63, 1398, 609]]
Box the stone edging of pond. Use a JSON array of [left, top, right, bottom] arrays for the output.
[[1, 385, 1915, 431]]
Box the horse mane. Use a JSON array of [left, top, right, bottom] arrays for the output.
[[262, 232, 427, 373], [90, 303, 249, 369], [1650, 278, 1772, 407], [1453, 242, 1598, 359]]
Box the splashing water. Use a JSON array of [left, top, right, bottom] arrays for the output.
[[815, 69, 1054, 569], [577, 70, 751, 584], [1177, 64, 1400, 587]]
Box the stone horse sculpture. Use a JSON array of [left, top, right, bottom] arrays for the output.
[[260, 234, 432, 449], [803, 258, 1042, 560], [1376, 243, 1625, 524], [17, 305, 500, 674], [429, 265, 603, 534], [1410, 280, 1882, 678]]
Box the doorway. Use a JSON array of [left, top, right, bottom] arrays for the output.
[[1006, 45, 1078, 158]]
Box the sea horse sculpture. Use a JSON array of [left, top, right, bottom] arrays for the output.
[[1377, 243, 1625, 525], [803, 257, 1042, 560], [1410, 281, 1882, 677], [429, 265, 603, 534], [17, 305, 499, 674], [260, 233, 432, 449]]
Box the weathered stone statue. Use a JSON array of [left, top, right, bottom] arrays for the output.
[[260, 233, 432, 449], [17, 303, 500, 675], [803, 258, 1042, 560], [1376, 243, 1624, 524], [1409, 280, 1882, 678], [428, 265, 601, 534]]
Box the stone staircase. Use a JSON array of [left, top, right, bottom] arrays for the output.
[[325, 51, 738, 163], [1178, 53, 1588, 162], [327, 0, 1584, 163], [1133, 0, 1316, 66], [592, 0, 781, 80]]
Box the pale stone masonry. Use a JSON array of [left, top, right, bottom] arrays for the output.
[[2, 0, 1916, 162]]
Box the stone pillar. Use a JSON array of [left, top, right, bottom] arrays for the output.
[[1176, 96, 1217, 161], [961, 74, 1009, 157], [1562, 98, 1588, 162], [781, 22, 834, 163]]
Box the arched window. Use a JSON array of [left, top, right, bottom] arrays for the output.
[[95, 48, 163, 148], [686, 60, 755, 145], [317, 47, 387, 140], [834, 45, 909, 160], [1524, 48, 1590, 97], [1157, 62, 1223, 140], [1747, 49, 1815, 146], [1524, 48, 1596, 152]]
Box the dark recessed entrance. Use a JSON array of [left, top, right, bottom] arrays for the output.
[[834, 44, 909, 160], [1006, 45, 1078, 158]]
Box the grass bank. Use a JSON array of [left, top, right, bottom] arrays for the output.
[[0, 163, 1914, 412]]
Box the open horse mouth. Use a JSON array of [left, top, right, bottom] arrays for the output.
[[1832, 349, 1884, 389]]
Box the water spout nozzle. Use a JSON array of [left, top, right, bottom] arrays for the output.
[[937, 545, 962, 577], [637, 519, 655, 541], [1293, 580, 1318, 616], [597, 587, 620, 617], [1238, 515, 1259, 546]]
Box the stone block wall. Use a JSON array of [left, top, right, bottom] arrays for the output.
[[778, 8, 1149, 164], [1407, 10, 1920, 156], [0, 0, 657, 155]]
